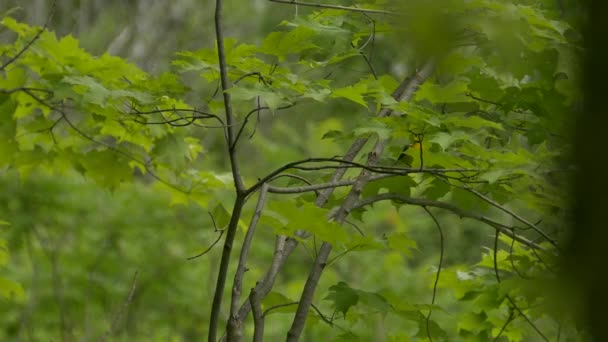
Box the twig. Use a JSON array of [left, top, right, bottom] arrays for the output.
[[268, 0, 397, 15], [493, 310, 516, 341], [268, 0, 398, 15], [98, 271, 138, 342], [186, 230, 225, 260], [263, 301, 299, 317], [493, 232, 550, 342], [18, 88, 189, 195], [267, 173, 395, 194], [0, 2, 56, 71], [232, 102, 296, 149], [247, 156, 477, 195], [423, 207, 444, 342], [352, 193, 543, 250], [187, 212, 228, 261], [326, 244, 362, 266], [464, 187, 557, 247]]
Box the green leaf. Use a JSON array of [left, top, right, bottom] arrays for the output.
[[353, 120, 391, 140], [227, 83, 290, 111], [331, 82, 368, 107], [0, 239, 7, 266], [265, 200, 350, 245], [261, 27, 318, 61], [79, 150, 133, 189], [321, 130, 344, 140], [210, 203, 231, 229], [0, 276, 24, 301], [423, 178, 451, 200], [415, 78, 471, 103], [357, 290, 392, 315], [386, 233, 417, 257], [152, 135, 193, 170], [458, 311, 491, 334], [443, 114, 503, 131], [1, 16, 31, 36], [479, 169, 511, 184], [62, 75, 111, 107], [451, 187, 488, 212], [324, 282, 359, 317]]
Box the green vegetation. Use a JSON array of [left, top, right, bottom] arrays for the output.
[[0, 0, 583, 340]]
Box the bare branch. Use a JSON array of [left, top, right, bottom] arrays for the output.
[[287, 59, 436, 341], [127, 106, 225, 126], [98, 271, 138, 342], [186, 230, 225, 260], [493, 233, 550, 341], [353, 193, 544, 250], [250, 287, 264, 342], [268, 0, 397, 15], [208, 0, 251, 339], [232, 102, 296, 149], [286, 242, 332, 341], [423, 207, 444, 342], [214, 0, 245, 192], [228, 184, 270, 340], [464, 187, 558, 247], [208, 195, 246, 342], [247, 156, 476, 195], [223, 235, 299, 341], [227, 64, 436, 339], [311, 65, 429, 205], [267, 173, 395, 194]]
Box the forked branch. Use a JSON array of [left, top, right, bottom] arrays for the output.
[[227, 184, 270, 340], [287, 60, 436, 341]]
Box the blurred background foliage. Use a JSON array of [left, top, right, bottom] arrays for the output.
[[0, 0, 585, 341]]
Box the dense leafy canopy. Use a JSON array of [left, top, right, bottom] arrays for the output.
[[0, 0, 582, 341]]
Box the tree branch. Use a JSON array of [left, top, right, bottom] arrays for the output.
[[268, 0, 397, 15], [207, 0, 250, 339], [209, 195, 246, 342], [247, 156, 476, 195], [216, 236, 298, 342], [98, 271, 138, 342], [226, 64, 436, 340], [250, 287, 264, 342], [463, 187, 558, 247], [267, 174, 395, 194], [352, 193, 544, 250], [227, 184, 269, 341], [287, 59, 436, 341], [286, 241, 333, 341], [214, 0, 245, 192]]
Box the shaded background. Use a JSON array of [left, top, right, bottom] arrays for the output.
[[0, 0, 598, 341]]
